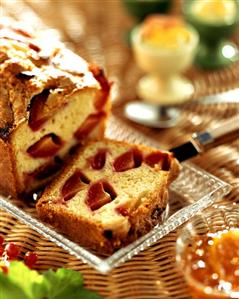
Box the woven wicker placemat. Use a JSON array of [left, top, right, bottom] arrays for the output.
[[1, 1, 239, 298]]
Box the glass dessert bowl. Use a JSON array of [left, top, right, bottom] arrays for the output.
[[131, 15, 199, 105], [183, 0, 239, 69], [176, 205, 239, 299]]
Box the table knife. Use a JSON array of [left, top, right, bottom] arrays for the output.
[[194, 88, 239, 105], [170, 115, 239, 162]]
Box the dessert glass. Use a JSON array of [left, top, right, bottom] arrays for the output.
[[183, 0, 239, 69], [176, 204, 239, 299], [131, 16, 199, 106]]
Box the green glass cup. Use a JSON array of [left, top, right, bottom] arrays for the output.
[[122, 0, 172, 22], [183, 0, 239, 69]]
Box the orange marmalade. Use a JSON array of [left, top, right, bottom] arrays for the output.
[[182, 229, 239, 299], [140, 15, 191, 50]]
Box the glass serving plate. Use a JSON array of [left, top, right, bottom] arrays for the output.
[[0, 118, 232, 274]]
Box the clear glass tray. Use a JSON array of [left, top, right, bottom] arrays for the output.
[[0, 163, 231, 273]]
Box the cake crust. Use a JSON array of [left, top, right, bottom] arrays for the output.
[[0, 139, 17, 197]]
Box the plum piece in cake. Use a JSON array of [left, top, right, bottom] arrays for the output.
[[36, 139, 180, 253], [0, 20, 111, 197]]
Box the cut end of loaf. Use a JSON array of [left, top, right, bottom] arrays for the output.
[[11, 88, 107, 194]]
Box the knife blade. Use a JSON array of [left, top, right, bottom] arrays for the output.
[[194, 88, 239, 105], [170, 115, 239, 162]]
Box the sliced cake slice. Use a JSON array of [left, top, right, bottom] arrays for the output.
[[36, 139, 180, 253]]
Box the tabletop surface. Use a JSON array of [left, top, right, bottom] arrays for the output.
[[1, 1, 239, 298]]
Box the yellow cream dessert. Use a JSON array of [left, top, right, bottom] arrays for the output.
[[191, 0, 237, 23], [140, 16, 191, 50]]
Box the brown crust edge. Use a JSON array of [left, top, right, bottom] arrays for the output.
[[0, 139, 18, 197], [36, 185, 169, 254]]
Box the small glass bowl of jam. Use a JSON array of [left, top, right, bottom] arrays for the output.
[[176, 204, 239, 299]]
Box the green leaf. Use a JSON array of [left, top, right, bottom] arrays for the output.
[[0, 271, 29, 299], [0, 262, 46, 299], [66, 288, 103, 299], [43, 268, 83, 298], [0, 261, 102, 299]]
